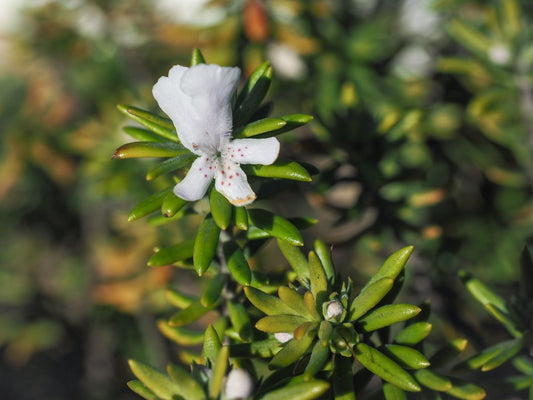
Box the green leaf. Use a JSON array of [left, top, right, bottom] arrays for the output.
[[347, 278, 394, 322], [277, 239, 309, 280], [123, 126, 165, 142], [244, 286, 296, 316], [414, 369, 452, 392], [167, 363, 205, 400], [393, 322, 432, 346], [269, 324, 316, 369], [233, 206, 248, 230], [117, 104, 178, 142], [127, 380, 158, 400], [169, 299, 216, 327], [278, 286, 314, 320], [481, 337, 523, 371], [303, 339, 330, 380], [203, 324, 222, 365], [259, 381, 330, 400], [128, 359, 183, 400], [209, 189, 232, 230], [429, 338, 468, 369], [234, 117, 287, 138], [229, 338, 281, 358], [235, 61, 270, 110], [244, 159, 312, 182], [190, 48, 206, 66], [254, 114, 315, 138], [193, 214, 221, 275], [384, 344, 430, 370], [454, 338, 523, 372], [304, 291, 321, 320], [309, 251, 328, 306], [234, 63, 273, 127], [256, 315, 309, 334], [248, 209, 303, 246], [227, 300, 252, 341], [146, 153, 197, 181], [161, 192, 187, 218], [157, 320, 204, 346], [165, 288, 195, 309], [225, 245, 252, 285], [314, 240, 335, 283], [355, 304, 421, 333], [383, 383, 407, 400], [113, 141, 186, 159], [129, 187, 173, 221], [446, 380, 486, 400], [366, 246, 413, 287], [201, 273, 227, 307], [148, 240, 195, 267], [209, 346, 229, 399], [354, 343, 421, 392], [332, 356, 356, 400]]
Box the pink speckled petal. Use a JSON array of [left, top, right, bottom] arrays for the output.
[[173, 156, 215, 201]]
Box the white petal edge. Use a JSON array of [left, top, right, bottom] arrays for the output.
[[173, 156, 214, 201], [215, 164, 256, 206], [227, 137, 280, 166]]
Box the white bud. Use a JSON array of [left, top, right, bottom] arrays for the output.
[[274, 332, 293, 343], [488, 44, 511, 65], [325, 299, 343, 321], [224, 368, 254, 400]]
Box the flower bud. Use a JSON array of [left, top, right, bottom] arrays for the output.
[[324, 299, 343, 321], [274, 332, 293, 343], [224, 368, 254, 399]]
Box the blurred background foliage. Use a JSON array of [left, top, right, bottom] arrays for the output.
[[1, 0, 532, 399]]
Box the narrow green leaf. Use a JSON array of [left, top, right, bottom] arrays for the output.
[[123, 126, 165, 142], [128, 359, 183, 400], [384, 344, 430, 370], [414, 369, 452, 391], [429, 338, 468, 369], [190, 48, 206, 66], [303, 339, 330, 380], [244, 286, 296, 316], [117, 104, 178, 142], [355, 304, 421, 333], [228, 300, 252, 341], [454, 338, 523, 372], [234, 117, 287, 138], [233, 206, 248, 230], [129, 187, 173, 221], [304, 291, 321, 320], [245, 159, 312, 181], [259, 381, 330, 400], [235, 61, 270, 109], [332, 356, 356, 400], [256, 315, 309, 334], [248, 208, 303, 246], [393, 322, 432, 346], [161, 192, 187, 218], [277, 239, 309, 279], [309, 251, 328, 306], [314, 240, 335, 283], [278, 287, 314, 320], [366, 246, 414, 287], [167, 363, 205, 400], [347, 278, 394, 322], [203, 324, 222, 365], [383, 383, 407, 400], [229, 338, 281, 358], [459, 270, 508, 313], [481, 337, 523, 371], [148, 240, 194, 267], [209, 346, 229, 399], [513, 356, 533, 375], [210, 189, 232, 230], [269, 324, 316, 369], [112, 141, 186, 159], [165, 288, 195, 309], [157, 320, 204, 346], [354, 343, 421, 392], [225, 245, 252, 285], [193, 214, 221, 275], [127, 380, 158, 400], [146, 153, 197, 181], [446, 380, 486, 400], [249, 114, 315, 138], [201, 273, 227, 307], [169, 299, 216, 327], [234, 64, 273, 127]]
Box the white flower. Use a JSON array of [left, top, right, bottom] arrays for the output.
[[152, 63, 280, 206], [224, 368, 254, 399]]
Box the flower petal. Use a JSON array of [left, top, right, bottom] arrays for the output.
[[173, 156, 214, 201], [227, 138, 280, 165], [215, 163, 256, 206]]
